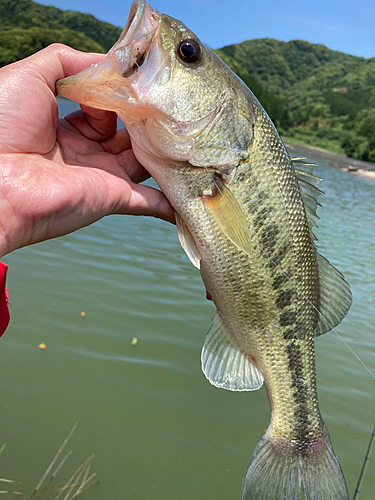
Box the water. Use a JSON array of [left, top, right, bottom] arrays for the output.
[[0, 98, 374, 499]]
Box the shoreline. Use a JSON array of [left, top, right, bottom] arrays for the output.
[[284, 141, 375, 181]]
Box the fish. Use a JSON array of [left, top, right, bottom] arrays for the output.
[[56, 1, 353, 498]]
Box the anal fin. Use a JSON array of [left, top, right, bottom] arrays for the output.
[[201, 312, 264, 392]]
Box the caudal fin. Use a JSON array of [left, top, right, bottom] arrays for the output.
[[241, 427, 349, 500]]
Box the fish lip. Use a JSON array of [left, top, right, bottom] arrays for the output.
[[118, 0, 155, 46], [121, 0, 143, 43], [56, 0, 160, 109], [109, 0, 160, 78]]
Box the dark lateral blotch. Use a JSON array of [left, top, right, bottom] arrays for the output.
[[276, 289, 294, 309]]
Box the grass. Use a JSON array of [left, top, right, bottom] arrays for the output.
[[0, 424, 97, 499]]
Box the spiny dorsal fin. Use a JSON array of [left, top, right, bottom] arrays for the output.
[[175, 213, 201, 269], [314, 252, 352, 336], [290, 159, 352, 333], [201, 312, 264, 391], [291, 158, 323, 238]]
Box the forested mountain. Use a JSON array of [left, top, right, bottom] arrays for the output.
[[220, 39, 375, 161], [0, 0, 374, 161], [0, 0, 121, 56], [0, 27, 103, 65]]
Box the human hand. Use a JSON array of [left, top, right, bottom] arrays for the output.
[[0, 44, 174, 258]]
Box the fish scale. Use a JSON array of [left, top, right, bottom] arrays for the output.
[[244, 113, 322, 444], [56, 1, 352, 498], [164, 138, 323, 448]]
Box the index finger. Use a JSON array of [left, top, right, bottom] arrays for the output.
[[62, 105, 118, 142]]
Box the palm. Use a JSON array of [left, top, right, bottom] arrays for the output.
[[0, 45, 173, 257]]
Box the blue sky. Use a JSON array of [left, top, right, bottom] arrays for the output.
[[38, 0, 374, 58]]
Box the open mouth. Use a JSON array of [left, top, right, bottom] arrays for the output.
[[109, 0, 160, 78], [118, 0, 158, 46], [56, 1, 160, 108]]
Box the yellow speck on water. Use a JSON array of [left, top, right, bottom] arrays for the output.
[[80, 311, 86, 317], [38, 342, 47, 350], [131, 337, 138, 346]]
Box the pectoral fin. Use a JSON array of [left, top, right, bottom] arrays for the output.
[[201, 175, 250, 254], [201, 312, 264, 391], [175, 213, 201, 269]]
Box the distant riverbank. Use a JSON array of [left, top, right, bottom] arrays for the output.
[[284, 141, 375, 182]]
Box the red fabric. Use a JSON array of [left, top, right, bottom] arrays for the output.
[[0, 262, 10, 337]]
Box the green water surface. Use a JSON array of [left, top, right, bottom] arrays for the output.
[[0, 98, 374, 499]]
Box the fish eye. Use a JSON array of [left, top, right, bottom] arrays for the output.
[[178, 39, 202, 64]]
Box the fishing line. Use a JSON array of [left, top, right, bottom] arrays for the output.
[[352, 425, 375, 500], [334, 331, 375, 381]]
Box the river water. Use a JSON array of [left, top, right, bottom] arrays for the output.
[[0, 98, 374, 499]]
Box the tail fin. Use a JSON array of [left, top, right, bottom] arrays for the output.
[[241, 427, 349, 500]]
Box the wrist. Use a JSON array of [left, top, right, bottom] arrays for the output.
[[0, 212, 15, 259], [0, 201, 12, 259]]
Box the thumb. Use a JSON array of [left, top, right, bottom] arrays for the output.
[[21, 44, 106, 94]]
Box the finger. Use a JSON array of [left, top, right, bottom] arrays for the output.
[[57, 122, 150, 185], [21, 44, 106, 94], [114, 181, 175, 224], [57, 115, 103, 155], [81, 104, 118, 140], [0, 45, 105, 156], [63, 107, 117, 142], [101, 128, 132, 155], [117, 149, 151, 184]]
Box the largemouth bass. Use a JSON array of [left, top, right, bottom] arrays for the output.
[[57, 1, 353, 498]]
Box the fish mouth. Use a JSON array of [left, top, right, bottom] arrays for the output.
[[56, 0, 160, 112]]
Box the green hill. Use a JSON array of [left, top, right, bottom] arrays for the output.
[[0, 0, 373, 162], [220, 39, 375, 161], [220, 39, 363, 94], [0, 27, 104, 66], [0, 0, 121, 51]]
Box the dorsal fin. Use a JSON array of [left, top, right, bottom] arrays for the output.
[[201, 312, 264, 391], [291, 158, 323, 238], [291, 158, 352, 334], [314, 252, 352, 336]]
